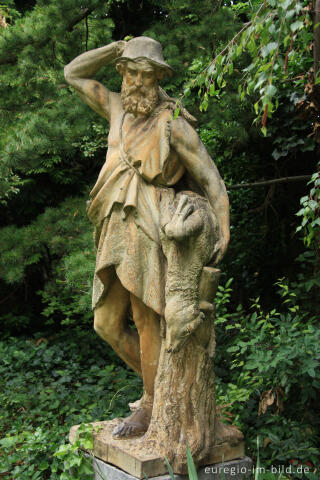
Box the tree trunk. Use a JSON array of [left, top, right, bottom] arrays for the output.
[[144, 310, 216, 474]]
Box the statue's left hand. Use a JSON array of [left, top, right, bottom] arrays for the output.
[[164, 194, 203, 241]]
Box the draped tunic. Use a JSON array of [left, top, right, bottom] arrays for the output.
[[87, 103, 185, 315]]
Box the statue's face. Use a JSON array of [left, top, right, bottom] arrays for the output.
[[121, 60, 159, 116], [124, 60, 158, 89]]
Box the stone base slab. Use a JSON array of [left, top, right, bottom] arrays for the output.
[[70, 420, 246, 479], [91, 455, 253, 480]]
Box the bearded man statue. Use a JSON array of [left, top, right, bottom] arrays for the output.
[[65, 37, 244, 475]]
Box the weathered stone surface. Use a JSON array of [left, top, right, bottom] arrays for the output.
[[89, 455, 253, 480], [70, 420, 245, 479]]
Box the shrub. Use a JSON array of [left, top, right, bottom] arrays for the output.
[[0, 328, 142, 479], [215, 279, 320, 477]]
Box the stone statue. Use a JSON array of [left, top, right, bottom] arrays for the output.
[[65, 37, 243, 475]]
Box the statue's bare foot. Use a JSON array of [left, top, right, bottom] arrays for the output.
[[112, 407, 152, 438]]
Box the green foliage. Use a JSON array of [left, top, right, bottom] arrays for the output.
[[0, 0, 112, 199], [0, 0, 120, 331], [296, 171, 320, 247], [181, 0, 313, 131], [145, 0, 240, 98], [164, 446, 198, 480], [72, 122, 109, 159], [214, 279, 320, 477], [0, 195, 94, 331], [0, 328, 142, 479], [165, 456, 176, 480], [54, 423, 97, 480], [186, 446, 198, 480], [294, 168, 320, 315]]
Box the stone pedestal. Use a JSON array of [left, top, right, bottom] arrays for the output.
[[70, 420, 246, 479], [90, 455, 253, 480]]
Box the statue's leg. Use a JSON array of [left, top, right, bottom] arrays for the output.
[[112, 293, 161, 438], [93, 271, 142, 376], [130, 293, 161, 403]]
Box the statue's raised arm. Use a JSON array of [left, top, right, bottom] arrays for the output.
[[64, 40, 126, 121]]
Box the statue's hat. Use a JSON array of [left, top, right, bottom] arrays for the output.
[[115, 36, 173, 75]]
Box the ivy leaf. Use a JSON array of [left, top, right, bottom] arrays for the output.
[[281, 0, 293, 10], [307, 368, 316, 378], [54, 444, 71, 457], [285, 9, 295, 20], [39, 461, 49, 471], [0, 435, 19, 447], [290, 20, 303, 32]]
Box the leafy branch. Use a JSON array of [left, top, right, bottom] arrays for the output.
[[179, 0, 313, 134]]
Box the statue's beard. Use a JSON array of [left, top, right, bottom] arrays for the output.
[[121, 82, 158, 116]]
